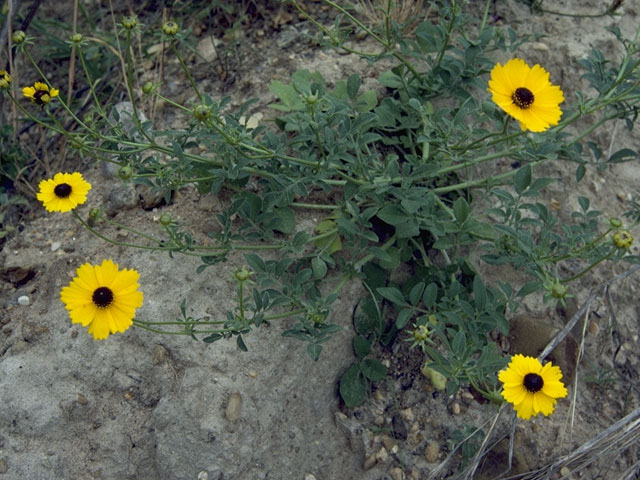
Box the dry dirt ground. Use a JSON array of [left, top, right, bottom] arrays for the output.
[[1, 1, 639, 479]]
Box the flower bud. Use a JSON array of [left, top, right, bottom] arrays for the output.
[[613, 230, 633, 249], [234, 267, 251, 282], [193, 104, 211, 121], [89, 207, 101, 219], [12, 30, 26, 44], [412, 325, 429, 342], [70, 33, 84, 44], [162, 21, 179, 36], [122, 16, 138, 30], [610, 218, 623, 228], [118, 165, 133, 180], [142, 81, 154, 95], [551, 282, 568, 299], [159, 214, 172, 226], [305, 94, 319, 105], [0, 70, 11, 89]]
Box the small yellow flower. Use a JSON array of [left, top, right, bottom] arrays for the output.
[[60, 259, 144, 340], [488, 58, 564, 132], [0, 70, 11, 89], [613, 230, 633, 249], [36, 172, 91, 212], [499, 354, 567, 420], [23, 81, 59, 105]]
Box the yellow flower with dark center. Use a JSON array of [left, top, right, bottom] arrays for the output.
[[22, 81, 59, 105], [60, 259, 144, 340], [0, 70, 11, 89], [498, 354, 567, 419], [488, 58, 564, 132], [36, 172, 92, 212]]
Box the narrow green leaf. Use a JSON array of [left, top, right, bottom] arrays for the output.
[[377, 287, 406, 306]]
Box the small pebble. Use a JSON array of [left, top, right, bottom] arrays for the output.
[[77, 394, 88, 406], [18, 296, 30, 306], [0, 458, 8, 474], [51, 241, 61, 252], [304, 475, 317, 480], [225, 392, 242, 422], [559, 466, 572, 478], [399, 408, 414, 422], [197, 472, 208, 480], [363, 453, 377, 470], [451, 402, 461, 415], [389, 467, 405, 480], [152, 344, 169, 365], [374, 446, 388, 463], [424, 440, 440, 463]]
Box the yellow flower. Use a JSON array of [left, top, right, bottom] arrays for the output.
[[36, 172, 92, 212], [488, 58, 564, 132], [22, 81, 59, 105], [60, 259, 144, 340], [498, 354, 567, 419], [0, 70, 11, 89]]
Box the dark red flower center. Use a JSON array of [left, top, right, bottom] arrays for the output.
[[523, 373, 544, 393], [512, 87, 535, 109], [54, 183, 72, 198], [33, 89, 50, 105], [92, 287, 114, 308]]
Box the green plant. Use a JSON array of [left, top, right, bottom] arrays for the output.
[[4, 0, 640, 412]]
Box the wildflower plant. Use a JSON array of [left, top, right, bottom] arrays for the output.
[[7, 0, 640, 421]]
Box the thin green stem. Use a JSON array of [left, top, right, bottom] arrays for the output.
[[171, 42, 203, 102]]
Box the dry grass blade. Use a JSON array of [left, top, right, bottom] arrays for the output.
[[354, 0, 428, 32]]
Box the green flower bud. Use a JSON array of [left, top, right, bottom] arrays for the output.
[[70, 33, 84, 44], [412, 325, 429, 342], [89, 207, 101, 219], [122, 16, 138, 30], [142, 81, 154, 95], [613, 230, 633, 249], [193, 104, 211, 122], [159, 214, 172, 226], [305, 94, 319, 105], [551, 282, 568, 299], [234, 267, 251, 282], [118, 165, 133, 180], [12, 30, 26, 44], [0, 70, 11, 90], [610, 218, 623, 228], [162, 21, 179, 36]]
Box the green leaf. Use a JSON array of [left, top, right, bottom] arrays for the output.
[[244, 253, 266, 273], [307, 343, 322, 361], [311, 256, 328, 280], [376, 205, 407, 226], [346, 73, 361, 99], [395, 308, 412, 329], [356, 90, 378, 112], [268, 80, 304, 111], [473, 276, 487, 311], [378, 71, 403, 88], [608, 148, 637, 163], [361, 358, 387, 382], [451, 330, 467, 357], [409, 282, 426, 306], [272, 206, 296, 234], [377, 287, 405, 306], [236, 335, 248, 352], [453, 197, 470, 224], [513, 164, 532, 194], [422, 283, 438, 307], [340, 364, 366, 407], [354, 335, 371, 358]]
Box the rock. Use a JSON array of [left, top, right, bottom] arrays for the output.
[[196, 36, 222, 62], [389, 467, 405, 480], [0, 458, 7, 474], [225, 392, 242, 422], [17, 295, 30, 306], [50, 241, 61, 252], [451, 402, 461, 415], [424, 440, 440, 463]]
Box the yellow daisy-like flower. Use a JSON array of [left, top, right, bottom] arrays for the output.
[[22, 81, 59, 105], [0, 70, 11, 89], [498, 354, 567, 420], [60, 259, 144, 340], [488, 58, 564, 132], [36, 172, 92, 212]]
